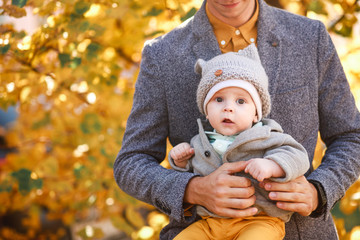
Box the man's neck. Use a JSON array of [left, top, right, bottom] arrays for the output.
[[207, 0, 257, 28]]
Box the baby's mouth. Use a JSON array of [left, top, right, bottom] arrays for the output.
[[223, 118, 234, 123]]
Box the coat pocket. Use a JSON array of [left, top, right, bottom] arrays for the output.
[[270, 85, 317, 143]]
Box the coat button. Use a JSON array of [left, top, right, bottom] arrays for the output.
[[272, 41, 278, 47], [204, 150, 211, 157]]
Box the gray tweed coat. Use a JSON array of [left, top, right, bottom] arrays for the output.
[[169, 118, 310, 222], [114, 0, 360, 239]]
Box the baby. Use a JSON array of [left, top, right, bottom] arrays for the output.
[[169, 44, 310, 240]]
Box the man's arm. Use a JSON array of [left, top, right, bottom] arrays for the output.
[[113, 43, 197, 223], [262, 21, 360, 218], [306, 21, 360, 217]]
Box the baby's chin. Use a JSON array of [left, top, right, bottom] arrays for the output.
[[217, 125, 251, 136], [217, 129, 240, 136]]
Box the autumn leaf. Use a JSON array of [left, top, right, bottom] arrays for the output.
[[80, 113, 102, 134], [181, 7, 197, 22], [0, 44, 11, 54], [145, 7, 163, 17], [74, 1, 91, 16], [308, 0, 327, 15], [11, 0, 28, 8], [1, 5, 26, 18], [11, 168, 43, 195]]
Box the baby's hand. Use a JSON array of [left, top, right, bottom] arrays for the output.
[[170, 142, 194, 168], [244, 158, 285, 182]]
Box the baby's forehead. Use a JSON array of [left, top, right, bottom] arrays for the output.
[[213, 87, 253, 95]]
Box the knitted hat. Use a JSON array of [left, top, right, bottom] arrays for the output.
[[195, 44, 271, 121]]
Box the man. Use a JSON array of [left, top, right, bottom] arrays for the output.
[[114, 0, 360, 239]]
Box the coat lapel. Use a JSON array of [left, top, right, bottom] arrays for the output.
[[257, 0, 282, 99], [192, 1, 222, 61]]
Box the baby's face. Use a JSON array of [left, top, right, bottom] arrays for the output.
[[206, 87, 257, 136]]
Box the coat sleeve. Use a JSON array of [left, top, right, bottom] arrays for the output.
[[168, 135, 198, 172], [263, 132, 310, 183], [113, 42, 197, 223], [307, 21, 360, 219], [168, 152, 192, 172]]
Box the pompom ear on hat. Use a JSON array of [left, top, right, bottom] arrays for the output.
[[238, 43, 261, 62], [195, 43, 271, 120], [194, 59, 206, 75]]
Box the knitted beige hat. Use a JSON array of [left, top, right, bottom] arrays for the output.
[[195, 44, 271, 120]]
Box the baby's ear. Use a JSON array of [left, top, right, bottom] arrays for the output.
[[194, 59, 206, 75], [253, 114, 258, 123]]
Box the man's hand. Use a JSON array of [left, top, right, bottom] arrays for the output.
[[184, 161, 258, 218], [261, 176, 319, 216]]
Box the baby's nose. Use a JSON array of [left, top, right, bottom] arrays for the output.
[[223, 104, 234, 112]]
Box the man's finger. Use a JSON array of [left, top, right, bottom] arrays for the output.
[[264, 177, 305, 193], [276, 202, 311, 214], [268, 191, 304, 202], [224, 186, 256, 199], [214, 206, 258, 218], [222, 161, 249, 174], [221, 174, 253, 188]]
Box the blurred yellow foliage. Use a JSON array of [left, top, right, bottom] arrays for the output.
[[0, 0, 359, 239]]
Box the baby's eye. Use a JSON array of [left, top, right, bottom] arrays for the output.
[[236, 99, 245, 104], [215, 97, 223, 102]]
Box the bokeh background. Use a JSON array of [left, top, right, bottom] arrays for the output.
[[0, 0, 359, 239]]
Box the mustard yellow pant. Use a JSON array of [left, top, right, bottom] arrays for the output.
[[173, 215, 285, 240]]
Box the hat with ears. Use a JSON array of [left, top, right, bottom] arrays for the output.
[[195, 44, 271, 121]]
